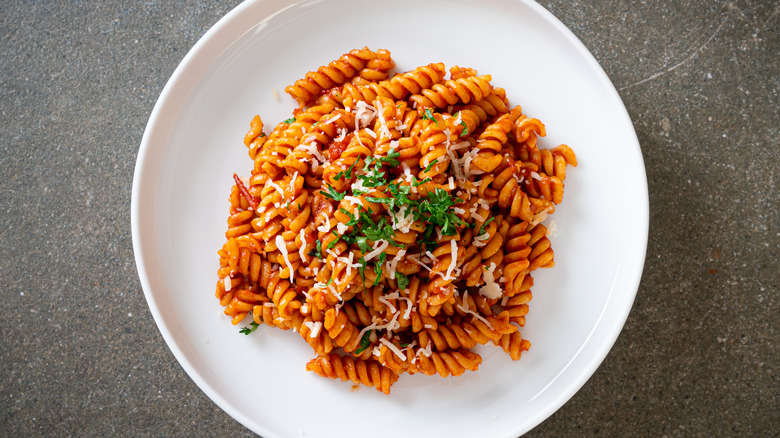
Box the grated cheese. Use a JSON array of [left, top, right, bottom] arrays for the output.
[[275, 235, 294, 282], [317, 215, 331, 233], [380, 337, 407, 361], [350, 178, 369, 195], [343, 196, 363, 207], [444, 240, 458, 280], [473, 232, 490, 248], [266, 180, 286, 198], [479, 263, 503, 299], [391, 205, 413, 233], [363, 239, 389, 262], [298, 228, 308, 263], [546, 219, 559, 237], [377, 294, 397, 314], [304, 321, 322, 338], [322, 113, 341, 125], [457, 291, 494, 329], [223, 276, 232, 292], [386, 249, 406, 280]]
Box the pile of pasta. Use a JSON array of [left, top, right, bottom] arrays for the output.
[[215, 47, 577, 394]]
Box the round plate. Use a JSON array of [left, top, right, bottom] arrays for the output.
[[131, 0, 648, 437]]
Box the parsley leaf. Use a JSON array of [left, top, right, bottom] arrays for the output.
[[334, 160, 358, 181], [478, 217, 495, 236], [282, 117, 296, 124], [239, 322, 259, 335], [362, 215, 394, 242], [321, 184, 345, 201], [354, 330, 373, 354], [422, 108, 438, 125], [415, 188, 464, 236], [396, 272, 409, 291], [423, 158, 439, 173], [355, 236, 371, 253], [307, 240, 323, 258]]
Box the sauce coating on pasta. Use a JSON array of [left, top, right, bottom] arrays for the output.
[[215, 47, 577, 394]]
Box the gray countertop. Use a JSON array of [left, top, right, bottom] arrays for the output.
[[1, 1, 777, 436]]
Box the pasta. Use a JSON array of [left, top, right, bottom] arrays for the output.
[[215, 47, 577, 394]]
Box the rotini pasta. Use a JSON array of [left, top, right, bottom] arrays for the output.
[[215, 48, 577, 394]]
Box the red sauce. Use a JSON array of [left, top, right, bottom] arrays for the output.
[[328, 136, 349, 161]]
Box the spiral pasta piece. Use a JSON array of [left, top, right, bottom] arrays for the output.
[[306, 353, 399, 394], [285, 47, 395, 107]]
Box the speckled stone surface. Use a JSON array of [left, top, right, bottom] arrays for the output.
[[0, 1, 777, 437]]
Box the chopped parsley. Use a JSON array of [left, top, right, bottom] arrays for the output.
[[321, 184, 345, 201], [282, 117, 296, 124], [422, 108, 438, 125], [239, 322, 259, 335], [354, 330, 373, 354], [396, 272, 409, 291], [334, 160, 358, 181], [414, 188, 465, 236], [308, 240, 323, 258], [478, 217, 495, 236], [423, 158, 439, 173]]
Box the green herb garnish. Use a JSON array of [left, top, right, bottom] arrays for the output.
[[354, 330, 373, 354], [478, 217, 495, 236], [239, 322, 259, 335], [321, 184, 345, 201], [282, 117, 296, 124], [334, 160, 358, 181], [308, 240, 323, 258], [423, 158, 439, 173], [396, 272, 409, 291], [422, 108, 438, 125]]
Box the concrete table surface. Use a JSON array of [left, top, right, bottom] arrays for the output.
[[1, 1, 777, 436]]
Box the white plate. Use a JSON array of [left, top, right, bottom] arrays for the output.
[[131, 0, 648, 436]]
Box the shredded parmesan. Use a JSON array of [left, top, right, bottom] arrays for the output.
[[323, 113, 341, 125], [445, 240, 458, 280], [473, 232, 490, 248], [379, 337, 407, 361], [479, 263, 503, 299], [343, 196, 363, 207], [416, 341, 433, 358], [386, 249, 406, 280], [391, 205, 413, 233], [457, 291, 494, 329], [317, 215, 331, 233], [364, 239, 389, 262], [275, 235, 294, 282], [304, 321, 322, 338], [266, 180, 285, 198], [546, 219, 559, 237], [298, 228, 308, 263], [223, 277, 232, 292], [377, 294, 397, 314]]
